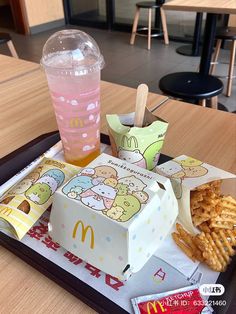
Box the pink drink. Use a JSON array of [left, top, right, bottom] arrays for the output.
[[47, 68, 100, 166], [41, 30, 104, 166]]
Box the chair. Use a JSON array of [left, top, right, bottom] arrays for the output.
[[0, 32, 18, 58], [130, 1, 169, 50], [159, 72, 223, 109], [210, 27, 236, 97]]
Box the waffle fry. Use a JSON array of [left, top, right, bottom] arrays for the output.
[[172, 223, 204, 262], [173, 178, 236, 271], [210, 195, 236, 230], [224, 229, 236, 245], [172, 223, 236, 272], [210, 180, 222, 195], [198, 222, 213, 233], [190, 183, 222, 227], [172, 232, 196, 262]]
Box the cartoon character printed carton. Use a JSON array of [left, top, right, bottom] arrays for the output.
[[49, 153, 178, 280], [156, 155, 236, 233], [106, 111, 168, 171], [0, 158, 79, 239]]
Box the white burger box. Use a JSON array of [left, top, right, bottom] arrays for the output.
[[156, 155, 236, 234], [49, 153, 178, 280]]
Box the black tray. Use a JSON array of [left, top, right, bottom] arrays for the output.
[[0, 132, 235, 314]]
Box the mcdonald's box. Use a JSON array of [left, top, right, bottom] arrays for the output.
[[156, 155, 236, 234], [106, 112, 168, 171], [49, 153, 178, 280], [0, 158, 79, 240]]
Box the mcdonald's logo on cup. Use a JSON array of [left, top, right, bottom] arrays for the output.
[[69, 117, 84, 128], [146, 301, 166, 314], [72, 220, 95, 249]]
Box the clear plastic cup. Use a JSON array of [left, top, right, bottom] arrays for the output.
[[41, 29, 104, 166]]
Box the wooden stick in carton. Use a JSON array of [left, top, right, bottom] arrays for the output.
[[134, 84, 149, 127]]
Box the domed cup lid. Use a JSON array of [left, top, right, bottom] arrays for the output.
[[41, 29, 104, 76]]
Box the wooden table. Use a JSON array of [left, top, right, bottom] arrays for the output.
[[0, 55, 236, 313], [0, 54, 39, 83], [0, 69, 168, 158], [164, 0, 236, 75]]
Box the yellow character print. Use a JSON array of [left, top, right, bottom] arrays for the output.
[[104, 177, 118, 187], [183, 165, 208, 178], [178, 157, 203, 167]]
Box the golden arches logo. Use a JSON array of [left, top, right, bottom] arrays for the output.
[[70, 117, 84, 128], [0, 206, 12, 216], [72, 220, 95, 249], [121, 135, 138, 149], [146, 301, 166, 314]]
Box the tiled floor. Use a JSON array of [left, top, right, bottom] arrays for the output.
[[0, 25, 235, 112]]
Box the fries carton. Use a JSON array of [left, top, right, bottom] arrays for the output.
[[106, 111, 168, 171], [0, 158, 79, 239], [156, 155, 236, 234], [49, 153, 178, 280]]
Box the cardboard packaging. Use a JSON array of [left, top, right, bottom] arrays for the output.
[[156, 155, 236, 234], [49, 153, 178, 280], [106, 111, 168, 171], [0, 158, 79, 239]]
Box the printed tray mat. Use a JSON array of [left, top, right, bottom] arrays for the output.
[[0, 132, 234, 314]]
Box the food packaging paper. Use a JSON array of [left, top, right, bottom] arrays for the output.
[[106, 110, 168, 171], [156, 155, 236, 233], [49, 153, 178, 280], [0, 158, 79, 239]]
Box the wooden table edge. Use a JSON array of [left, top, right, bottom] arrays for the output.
[[163, 4, 236, 14]]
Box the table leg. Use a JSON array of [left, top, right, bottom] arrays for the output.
[[176, 12, 203, 57], [199, 13, 217, 75]]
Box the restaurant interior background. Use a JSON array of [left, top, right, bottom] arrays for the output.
[[0, 0, 235, 113], [65, 0, 227, 41]]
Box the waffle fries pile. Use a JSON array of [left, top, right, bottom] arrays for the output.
[[190, 180, 236, 231], [172, 180, 236, 271], [173, 223, 236, 271]]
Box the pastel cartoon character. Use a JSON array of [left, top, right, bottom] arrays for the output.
[[80, 168, 95, 177], [10, 178, 33, 194], [172, 171, 186, 179], [118, 175, 147, 193], [94, 166, 117, 179], [67, 191, 78, 199], [113, 194, 141, 222], [178, 157, 203, 167], [183, 166, 208, 178], [37, 176, 58, 194], [62, 175, 93, 197], [132, 191, 149, 204], [118, 148, 147, 169], [143, 140, 164, 170], [25, 183, 52, 205], [116, 183, 129, 195], [104, 206, 124, 220], [67, 185, 85, 199], [42, 169, 65, 187], [25, 165, 43, 182], [92, 177, 105, 185], [104, 177, 118, 187], [156, 161, 183, 178], [80, 183, 117, 210]]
